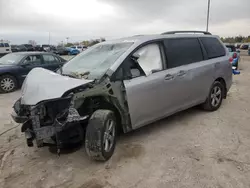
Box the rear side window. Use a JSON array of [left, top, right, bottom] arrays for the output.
[[164, 38, 203, 68], [200, 37, 225, 59], [43, 54, 58, 63], [0, 43, 4, 47]]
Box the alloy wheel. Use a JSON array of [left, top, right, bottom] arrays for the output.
[[103, 119, 115, 152], [210, 86, 222, 107]]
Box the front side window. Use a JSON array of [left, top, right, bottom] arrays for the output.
[[4, 43, 10, 47], [23, 55, 42, 65], [62, 42, 133, 79], [133, 43, 163, 75], [164, 38, 203, 68]]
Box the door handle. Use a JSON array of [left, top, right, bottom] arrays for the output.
[[164, 74, 174, 80], [177, 70, 186, 77]]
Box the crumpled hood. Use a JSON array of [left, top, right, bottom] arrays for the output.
[[21, 68, 93, 105]]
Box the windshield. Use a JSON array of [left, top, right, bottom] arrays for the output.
[[0, 53, 24, 65], [62, 42, 133, 79]]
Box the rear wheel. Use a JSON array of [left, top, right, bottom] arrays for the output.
[[0, 75, 18, 93], [85, 110, 116, 161], [202, 81, 224, 111]]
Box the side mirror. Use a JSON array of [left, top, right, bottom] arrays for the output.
[[131, 53, 140, 63], [131, 68, 141, 78]]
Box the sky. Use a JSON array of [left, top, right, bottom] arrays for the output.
[[0, 0, 249, 44]]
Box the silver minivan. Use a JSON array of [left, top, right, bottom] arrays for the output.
[[11, 31, 232, 161]]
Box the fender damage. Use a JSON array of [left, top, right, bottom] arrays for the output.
[[11, 68, 130, 149]]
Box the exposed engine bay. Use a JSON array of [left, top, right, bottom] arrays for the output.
[[11, 68, 130, 156]]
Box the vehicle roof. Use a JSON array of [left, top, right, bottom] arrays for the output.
[[102, 33, 220, 46]]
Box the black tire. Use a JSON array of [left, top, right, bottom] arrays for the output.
[[0, 75, 18, 93], [85, 109, 116, 161], [202, 81, 224, 111]]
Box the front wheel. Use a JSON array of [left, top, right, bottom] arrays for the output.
[[0, 75, 18, 93], [85, 110, 116, 161], [201, 81, 224, 111]]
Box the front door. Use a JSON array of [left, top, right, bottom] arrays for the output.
[[18, 54, 43, 83], [123, 43, 181, 129]]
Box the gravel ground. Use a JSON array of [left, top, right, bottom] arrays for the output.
[[0, 51, 250, 188]]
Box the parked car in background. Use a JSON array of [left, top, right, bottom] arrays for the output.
[[0, 52, 67, 93], [66, 47, 80, 55], [0, 41, 11, 57], [70, 46, 87, 52], [56, 46, 69, 55], [49, 46, 58, 54], [42, 44, 51, 52], [34, 45, 44, 51], [235, 43, 242, 49], [240, 44, 249, 50], [11, 45, 20, 52], [225, 44, 240, 69], [18, 45, 28, 52], [22, 44, 35, 51], [11, 31, 232, 161], [11, 45, 27, 52], [248, 45, 250, 55]]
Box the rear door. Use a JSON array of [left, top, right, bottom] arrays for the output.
[[163, 38, 207, 111], [41, 54, 63, 71]]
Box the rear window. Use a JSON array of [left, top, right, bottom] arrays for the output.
[[164, 38, 204, 68], [200, 37, 225, 59]]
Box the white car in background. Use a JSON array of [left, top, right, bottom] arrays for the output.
[[0, 41, 12, 57]]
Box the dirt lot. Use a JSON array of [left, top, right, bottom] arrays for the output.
[[1, 52, 250, 188]]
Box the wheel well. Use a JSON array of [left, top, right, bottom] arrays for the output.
[[77, 96, 123, 133], [215, 77, 227, 98]]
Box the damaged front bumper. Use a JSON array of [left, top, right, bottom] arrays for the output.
[[12, 97, 88, 148]]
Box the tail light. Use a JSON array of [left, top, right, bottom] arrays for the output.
[[229, 57, 233, 63], [233, 53, 237, 59]]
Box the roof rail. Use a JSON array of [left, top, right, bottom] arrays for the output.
[[161, 31, 212, 35]]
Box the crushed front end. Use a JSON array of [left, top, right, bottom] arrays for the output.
[[11, 96, 88, 150]]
